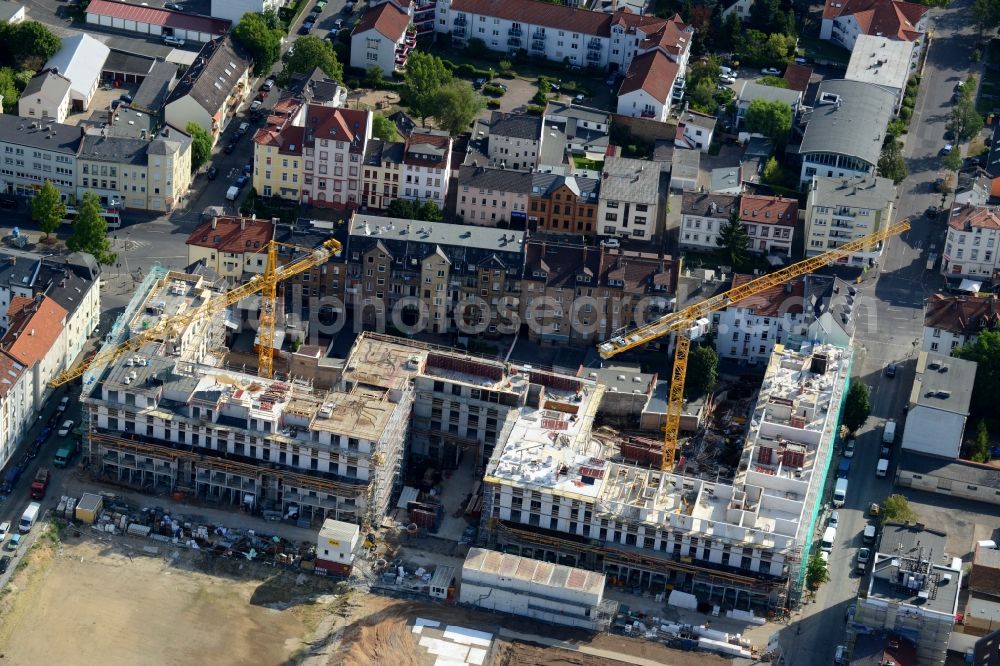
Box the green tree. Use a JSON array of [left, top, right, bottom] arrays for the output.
[[0, 67, 21, 109], [66, 192, 115, 265], [943, 149, 963, 172], [432, 80, 483, 136], [261, 7, 281, 30], [758, 75, 789, 88], [972, 0, 1000, 35], [3, 21, 60, 68], [949, 97, 984, 142], [186, 122, 212, 173], [955, 329, 1000, 415], [419, 200, 443, 222], [233, 13, 283, 74], [762, 156, 786, 186], [806, 553, 830, 589], [403, 51, 453, 125], [745, 98, 793, 142], [685, 345, 719, 399], [366, 65, 385, 90], [843, 382, 871, 433], [717, 209, 750, 269], [284, 36, 343, 81], [881, 494, 917, 526], [971, 419, 991, 463], [386, 198, 418, 219], [688, 79, 718, 114], [31, 180, 65, 240], [372, 113, 399, 142], [878, 140, 908, 184]]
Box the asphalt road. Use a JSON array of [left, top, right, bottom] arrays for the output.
[[780, 3, 979, 663]]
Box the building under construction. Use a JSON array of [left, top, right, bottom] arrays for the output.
[[480, 343, 851, 614]]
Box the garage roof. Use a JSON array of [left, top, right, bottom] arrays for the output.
[[46, 34, 111, 102], [86, 0, 231, 36]]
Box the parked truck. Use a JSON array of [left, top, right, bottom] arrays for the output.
[[29, 468, 50, 499], [53, 439, 79, 468], [19, 502, 40, 533], [833, 478, 849, 507], [883, 420, 896, 444]]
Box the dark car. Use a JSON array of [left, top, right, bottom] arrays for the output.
[[926, 206, 939, 219], [0, 555, 9, 574], [944, 129, 956, 141], [206, 166, 218, 180], [224, 142, 236, 155], [235, 175, 249, 187], [885, 363, 897, 378], [119, 93, 133, 104]]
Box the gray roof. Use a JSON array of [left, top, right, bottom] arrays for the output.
[[809, 175, 896, 211], [80, 133, 149, 166], [544, 101, 610, 126], [900, 451, 1000, 489], [672, 148, 700, 179], [867, 522, 963, 615], [798, 79, 896, 168], [490, 111, 542, 141], [710, 167, 741, 193], [0, 115, 82, 155], [0, 1, 22, 23], [531, 172, 600, 200], [744, 137, 774, 158], [103, 49, 156, 78], [584, 363, 654, 394], [600, 155, 660, 204], [35, 254, 101, 318], [349, 215, 525, 251], [363, 138, 405, 166], [909, 351, 976, 415], [458, 165, 533, 194], [148, 125, 191, 156], [681, 192, 737, 217], [166, 36, 251, 117], [109, 105, 153, 140], [20, 69, 71, 103], [131, 60, 178, 112], [737, 80, 802, 107], [878, 522, 948, 560]]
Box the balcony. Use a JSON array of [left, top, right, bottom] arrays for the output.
[[508, 35, 521, 47], [586, 50, 600, 62], [587, 38, 601, 51], [531, 39, 545, 52], [640, 110, 657, 119], [509, 26, 522, 36], [532, 30, 545, 40], [454, 15, 466, 25], [453, 24, 466, 37]]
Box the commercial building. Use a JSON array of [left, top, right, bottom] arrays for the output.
[[42, 34, 110, 114], [820, 0, 928, 52], [901, 351, 976, 459], [922, 294, 999, 355], [460, 548, 616, 631], [943, 205, 1000, 279], [0, 114, 82, 201], [350, 0, 416, 75], [315, 518, 360, 576], [18, 69, 73, 123], [486, 112, 543, 172], [528, 172, 600, 235], [804, 175, 896, 264], [86, 0, 231, 43], [164, 36, 252, 144], [210, 0, 281, 25], [482, 343, 850, 613], [185, 216, 276, 279], [896, 454, 1000, 506], [847, 523, 961, 665], [845, 35, 915, 112], [739, 194, 798, 255], [597, 155, 663, 241], [797, 80, 896, 186], [679, 192, 738, 250], [456, 166, 532, 227], [401, 128, 452, 207]]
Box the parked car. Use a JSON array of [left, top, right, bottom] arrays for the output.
[[262, 78, 275, 91], [885, 362, 896, 378], [0, 521, 9, 542], [844, 439, 856, 458], [794, 56, 809, 64], [761, 67, 782, 76], [163, 36, 185, 47], [58, 419, 74, 437], [300, 21, 314, 34], [249, 100, 263, 114], [235, 175, 249, 188], [0, 555, 9, 574], [926, 205, 939, 219], [206, 166, 218, 180], [57, 396, 69, 414], [858, 547, 871, 567], [6, 533, 20, 552], [828, 511, 840, 529], [473, 78, 486, 89], [941, 143, 954, 155], [238, 121, 250, 134], [944, 129, 956, 141], [165, 2, 185, 9], [333, 18, 344, 30], [224, 142, 236, 154]]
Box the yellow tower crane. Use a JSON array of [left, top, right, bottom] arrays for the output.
[[48, 238, 342, 387], [597, 220, 910, 471]]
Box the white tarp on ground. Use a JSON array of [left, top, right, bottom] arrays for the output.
[[668, 590, 699, 610], [442, 626, 493, 647], [959, 279, 982, 293]]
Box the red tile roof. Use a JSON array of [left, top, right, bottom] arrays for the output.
[[7, 296, 33, 320], [404, 129, 452, 168], [924, 294, 1000, 335], [306, 105, 369, 153], [450, 0, 614, 36], [1, 296, 67, 368], [87, 0, 230, 36], [739, 194, 798, 226], [948, 204, 1000, 232], [0, 350, 25, 399], [352, 0, 411, 41], [618, 50, 679, 105], [731, 274, 806, 317], [783, 63, 813, 92], [822, 0, 927, 41], [186, 217, 275, 254], [634, 14, 692, 57]]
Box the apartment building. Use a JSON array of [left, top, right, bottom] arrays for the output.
[[598, 156, 663, 241], [482, 343, 850, 613], [456, 165, 532, 226], [529, 173, 600, 235], [252, 99, 306, 201], [350, 0, 416, 75], [739, 194, 798, 255], [0, 349, 31, 482], [345, 214, 524, 335], [943, 205, 1000, 279], [679, 192, 738, 250], [922, 294, 999, 355], [401, 128, 452, 207], [361, 138, 404, 210], [1, 295, 69, 411], [804, 175, 896, 265], [616, 50, 680, 122], [0, 114, 81, 201], [303, 106, 372, 209], [820, 0, 928, 52], [487, 112, 542, 172], [185, 216, 275, 279], [19, 69, 73, 123]]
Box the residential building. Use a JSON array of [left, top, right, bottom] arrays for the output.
[[43, 34, 110, 113], [31, 252, 101, 374], [598, 155, 663, 241], [1, 296, 68, 412], [954, 169, 991, 208], [943, 205, 1000, 279], [456, 165, 532, 226], [288, 68, 348, 108], [739, 194, 798, 254], [210, 0, 281, 24], [401, 128, 452, 207], [740, 137, 774, 185], [0, 114, 81, 201], [543, 102, 610, 164], [0, 349, 30, 480], [985, 123, 1000, 199], [901, 351, 976, 459], [487, 112, 542, 172], [129, 60, 180, 116], [303, 106, 372, 209], [679, 192, 738, 250], [86, 0, 231, 43], [350, 0, 416, 75], [482, 343, 851, 613], [251, 99, 306, 200], [78, 125, 193, 212], [0, 1, 25, 24], [361, 138, 405, 210], [185, 216, 276, 279], [798, 80, 896, 186], [675, 110, 716, 152], [345, 215, 524, 335], [709, 167, 742, 195], [922, 293, 999, 354], [721, 0, 754, 21], [820, 0, 928, 52], [845, 35, 915, 112], [616, 50, 680, 122], [528, 172, 600, 235], [846, 523, 961, 665], [804, 174, 896, 264], [164, 36, 252, 144], [783, 63, 813, 93], [18, 69, 72, 123], [735, 81, 802, 128]]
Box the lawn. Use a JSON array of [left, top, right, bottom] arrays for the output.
[[430, 45, 601, 96], [572, 155, 603, 170], [798, 36, 850, 67]]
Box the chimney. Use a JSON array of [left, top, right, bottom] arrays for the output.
[[241, 217, 246, 231], [211, 217, 217, 230]]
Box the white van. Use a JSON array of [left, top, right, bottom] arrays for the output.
[[833, 478, 848, 507], [821, 526, 837, 552], [876, 458, 889, 477]]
